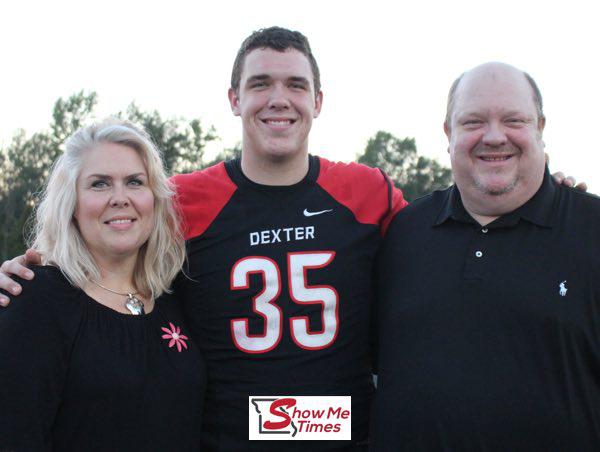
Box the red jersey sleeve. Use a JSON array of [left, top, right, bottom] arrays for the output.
[[170, 163, 238, 240], [316, 158, 407, 235]]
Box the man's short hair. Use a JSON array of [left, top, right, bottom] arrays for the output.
[[231, 26, 321, 97], [444, 68, 545, 128]]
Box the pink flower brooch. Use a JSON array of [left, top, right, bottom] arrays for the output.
[[161, 322, 189, 352]]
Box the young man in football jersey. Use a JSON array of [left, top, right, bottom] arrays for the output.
[[0, 27, 406, 451], [169, 27, 406, 450]]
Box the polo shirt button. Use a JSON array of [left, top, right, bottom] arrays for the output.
[[482, 228, 488, 233], [475, 251, 483, 258]]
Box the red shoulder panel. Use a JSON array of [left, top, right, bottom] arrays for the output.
[[170, 163, 238, 240], [316, 157, 408, 235]]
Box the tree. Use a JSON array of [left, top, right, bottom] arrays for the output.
[[357, 130, 452, 201], [0, 91, 98, 260], [123, 104, 217, 175], [0, 92, 218, 261], [205, 142, 242, 168]]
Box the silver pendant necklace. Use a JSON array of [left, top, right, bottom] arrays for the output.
[[91, 280, 145, 315]]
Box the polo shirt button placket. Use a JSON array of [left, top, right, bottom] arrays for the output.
[[476, 228, 488, 258], [463, 225, 488, 280]]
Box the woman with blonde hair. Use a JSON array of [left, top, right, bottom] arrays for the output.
[[0, 118, 205, 451]]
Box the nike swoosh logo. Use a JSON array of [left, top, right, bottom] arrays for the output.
[[303, 208, 333, 217]]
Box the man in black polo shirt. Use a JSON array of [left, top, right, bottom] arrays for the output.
[[373, 62, 600, 451]]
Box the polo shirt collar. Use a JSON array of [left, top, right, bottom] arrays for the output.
[[434, 166, 558, 228]]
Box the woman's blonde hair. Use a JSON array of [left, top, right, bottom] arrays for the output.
[[30, 118, 185, 299]]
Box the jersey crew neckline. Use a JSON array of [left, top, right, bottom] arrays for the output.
[[226, 155, 319, 192]]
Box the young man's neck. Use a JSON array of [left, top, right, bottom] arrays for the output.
[[240, 151, 310, 186]]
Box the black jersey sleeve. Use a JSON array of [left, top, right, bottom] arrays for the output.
[[0, 267, 74, 450]]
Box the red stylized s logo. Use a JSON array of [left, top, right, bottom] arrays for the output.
[[263, 398, 297, 430]]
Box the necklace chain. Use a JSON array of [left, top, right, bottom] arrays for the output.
[[91, 280, 139, 297], [90, 280, 145, 315]]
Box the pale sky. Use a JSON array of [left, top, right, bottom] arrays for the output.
[[2, 0, 599, 192]]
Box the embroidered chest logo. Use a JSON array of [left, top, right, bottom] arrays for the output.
[[161, 322, 189, 352], [303, 208, 333, 217], [559, 280, 568, 297]]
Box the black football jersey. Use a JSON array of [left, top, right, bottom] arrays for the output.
[[172, 155, 406, 451]]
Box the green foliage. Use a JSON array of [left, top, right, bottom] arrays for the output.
[[0, 91, 218, 261], [0, 91, 98, 260], [122, 104, 217, 175], [358, 130, 452, 201], [51, 91, 99, 144], [205, 142, 242, 168]]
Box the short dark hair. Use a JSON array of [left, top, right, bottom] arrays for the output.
[[445, 68, 545, 129], [231, 26, 321, 97]]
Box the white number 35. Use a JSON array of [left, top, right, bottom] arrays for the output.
[[230, 251, 338, 354]]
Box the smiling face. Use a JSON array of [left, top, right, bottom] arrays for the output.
[[74, 142, 155, 263], [228, 47, 322, 168], [445, 63, 546, 217]]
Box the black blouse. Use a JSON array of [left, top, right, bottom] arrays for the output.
[[0, 266, 206, 451]]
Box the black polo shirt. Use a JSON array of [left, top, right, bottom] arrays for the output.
[[372, 169, 600, 451]]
